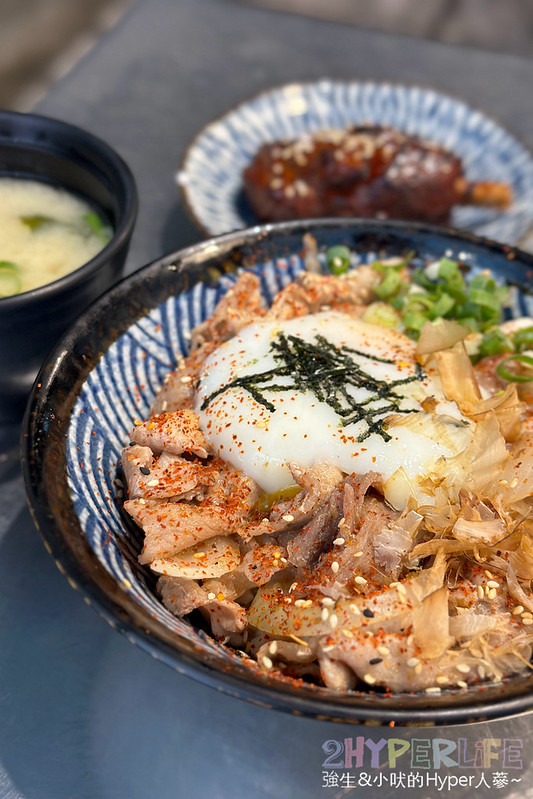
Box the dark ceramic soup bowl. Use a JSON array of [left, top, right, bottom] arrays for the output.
[[22, 219, 533, 725], [0, 110, 138, 422]]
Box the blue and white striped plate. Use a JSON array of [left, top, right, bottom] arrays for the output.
[[178, 81, 533, 245]]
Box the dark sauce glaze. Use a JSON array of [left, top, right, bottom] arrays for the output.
[[243, 126, 511, 225]]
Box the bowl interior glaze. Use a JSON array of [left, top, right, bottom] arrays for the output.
[[23, 219, 533, 725]]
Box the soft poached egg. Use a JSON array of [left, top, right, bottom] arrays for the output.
[[195, 311, 472, 508]]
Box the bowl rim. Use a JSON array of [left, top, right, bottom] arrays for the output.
[[21, 217, 533, 725], [178, 78, 533, 239], [0, 109, 138, 308]]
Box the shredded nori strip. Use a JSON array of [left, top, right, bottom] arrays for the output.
[[201, 332, 425, 441]]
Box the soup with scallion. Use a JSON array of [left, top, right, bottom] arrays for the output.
[[0, 177, 112, 297]]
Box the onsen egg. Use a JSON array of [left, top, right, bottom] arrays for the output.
[[194, 311, 473, 509]]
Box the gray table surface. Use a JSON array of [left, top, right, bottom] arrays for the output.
[[3, 1, 533, 797]]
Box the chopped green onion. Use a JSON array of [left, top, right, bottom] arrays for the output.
[[371, 255, 509, 343], [437, 258, 462, 281], [0, 261, 21, 297], [20, 214, 53, 231], [496, 354, 533, 383], [325, 245, 351, 275], [361, 301, 402, 330], [402, 310, 429, 334], [404, 294, 435, 314], [478, 328, 512, 359], [513, 326, 533, 353], [374, 268, 402, 299], [467, 288, 502, 314], [84, 211, 112, 244]]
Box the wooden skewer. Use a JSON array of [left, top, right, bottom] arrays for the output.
[[454, 177, 512, 210]]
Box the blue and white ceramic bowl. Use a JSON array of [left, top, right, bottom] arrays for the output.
[[23, 219, 533, 725], [178, 81, 533, 245]]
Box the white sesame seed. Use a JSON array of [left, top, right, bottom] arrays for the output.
[[487, 588, 497, 600], [425, 686, 441, 694], [363, 673, 377, 685], [269, 177, 283, 190], [513, 605, 525, 615], [333, 537, 345, 546], [289, 582, 298, 593], [331, 561, 340, 574], [353, 551, 363, 558], [484, 570, 494, 579], [436, 676, 449, 685], [341, 629, 354, 638], [321, 608, 330, 622], [522, 618, 533, 625], [282, 514, 294, 522], [486, 580, 499, 589], [521, 611, 533, 619], [321, 644, 335, 653], [302, 599, 313, 609], [329, 614, 338, 629], [377, 645, 390, 657], [338, 517, 346, 527], [457, 680, 468, 689], [262, 656, 273, 669], [396, 583, 407, 595], [354, 576, 367, 586], [294, 599, 305, 607], [456, 663, 470, 674], [477, 585, 484, 600], [477, 665, 486, 679], [207, 592, 216, 600], [294, 178, 309, 195], [268, 642, 278, 655], [407, 657, 420, 668], [321, 597, 335, 607], [146, 478, 159, 487]]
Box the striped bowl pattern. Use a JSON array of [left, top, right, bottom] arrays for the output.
[[179, 81, 533, 244]]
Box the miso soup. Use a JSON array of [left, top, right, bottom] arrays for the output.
[[0, 177, 113, 297]]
